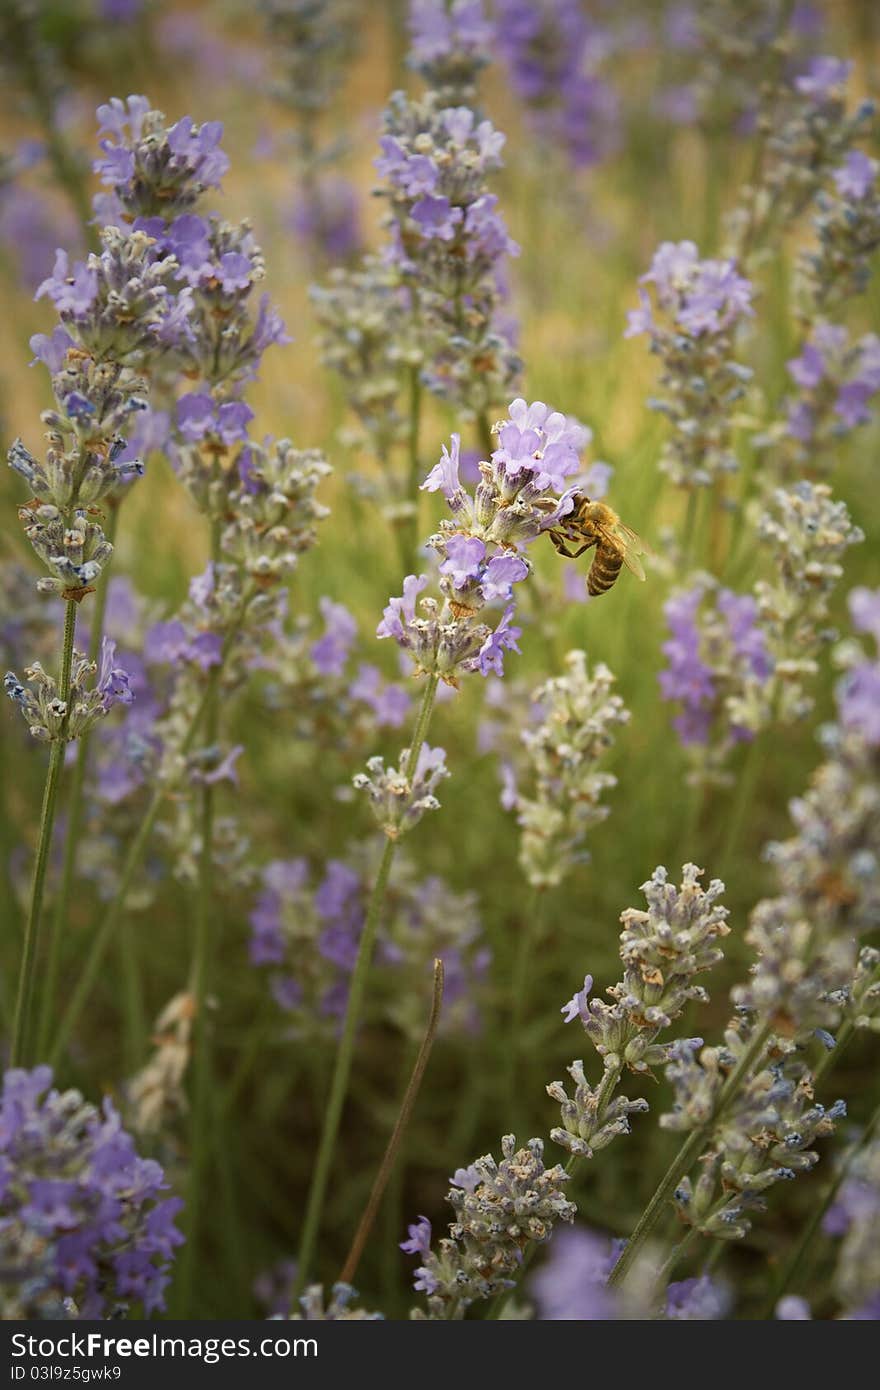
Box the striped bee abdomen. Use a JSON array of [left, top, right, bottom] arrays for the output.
[[587, 544, 623, 595]]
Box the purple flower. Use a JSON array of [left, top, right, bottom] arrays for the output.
[[665, 1276, 729, 1320], [849, 587, 880, 645], [531, 1227, 617, 1320], [421, 433, 465, 505], [478, 605, 521, 677], [349, 664, 411, 727], [837, 662, 880, 746], [29, 327, 74, 373], [250, 294, 293, 354], [787, 341, 826, 390], [35, 249, 98, 316], [659, 588, 715, 746], [836, 589, 880, 744], [400, 1215, 432, 1257], [835, 380, 874, 429], [480, 553, 528, 602], [216, 401, 254, 445], [163, 213, 214, 285], [144, 620, 188, 665], [97, 638, 134, 710], [449, 1164, 481, 1193], [311, 598, 358, 677], [177, 393, 216, 443], [624, 287, 654, 338], [561, 974, 593, 1024], [492, 398, 589, 490], [440, 535, 487, 587], [96, 95, 151, 142], [409, 0, 491, 65], [196, 745, 244, 787], [834, 151, 878, 201], [217, 252, 253, 293], [410, 194, 463, 241], [717, 589, 770, 680], [289, 176, 363, 261], [377, 574, 429, 641], [0, 1068, 182, 1317], [794, 56, 852, 101]]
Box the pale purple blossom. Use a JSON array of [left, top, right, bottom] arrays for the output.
[[311, 599, 358, 678], [561, 974, 593, 1024]]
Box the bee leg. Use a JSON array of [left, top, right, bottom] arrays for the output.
[[548, 531, 595, 559]]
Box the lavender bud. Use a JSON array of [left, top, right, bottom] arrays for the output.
[[353, 743, 449, 838]]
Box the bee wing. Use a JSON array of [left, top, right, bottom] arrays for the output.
[[599, 522, 648, 581], [620, 545, 646, 582]]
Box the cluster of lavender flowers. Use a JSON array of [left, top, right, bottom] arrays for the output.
[[801, 148, 880, 311], [659, 577, 771, 781], [6, 639, 132, 743], [494, 0, 619, 170], [375, 93, 520, 416], [266, 593, 412, 753], [733, 589, 880, 1041], [504, 650, 630, 889], [370, 400, 588, 694], [663, 1025, 844, 1242], [311, 258, 417, 465], [401, 866, 729, 1318], [529, 1224, 729, 1320], [778, 323, 880, 471], [551, 865, 729, 1158], [660, 484, 863, 776], [315, 0, 518, 529], [402, 1137, 575, 1318], [9, 215, 184, 601], [723, 54, 875, 264], [0, 1067, 182, 1318], [683, 0, 819, 140], [407, 0, 492, 106], [824, 1132, 880, 1318], [89, 96, 290, 513], [652, 605, 880, 1252], [625, 240, 754, 489], [249, 847, 487, 1040]]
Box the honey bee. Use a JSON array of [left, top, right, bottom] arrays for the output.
[[547, 495, 647, 596]]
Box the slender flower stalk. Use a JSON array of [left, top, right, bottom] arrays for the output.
[[338, 958, 445, 1285], [607, 1019, 773, 1288], [294, 672, 440, 1293], [46, 592, 259, 1069], [36, 502, 120, 1061], [9, 600, 77, 1068]]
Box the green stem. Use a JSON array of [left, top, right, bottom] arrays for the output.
[[717, 734, 763, 874], [170, 516, 223, 1315], [174, 662, 221, 1313], [46, 591, 253, 1071], [476, 412, 493, 459], [294, 673, 440, 1294], [404, 365, 422, 573], [37, 506, 120, 1060], [339, 958, 445, 1285], [681, 487, 701, 566], [10, 599, 77, 1067], [656, 1225, 701, 1288], [608, 1021, 772, 1288]]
